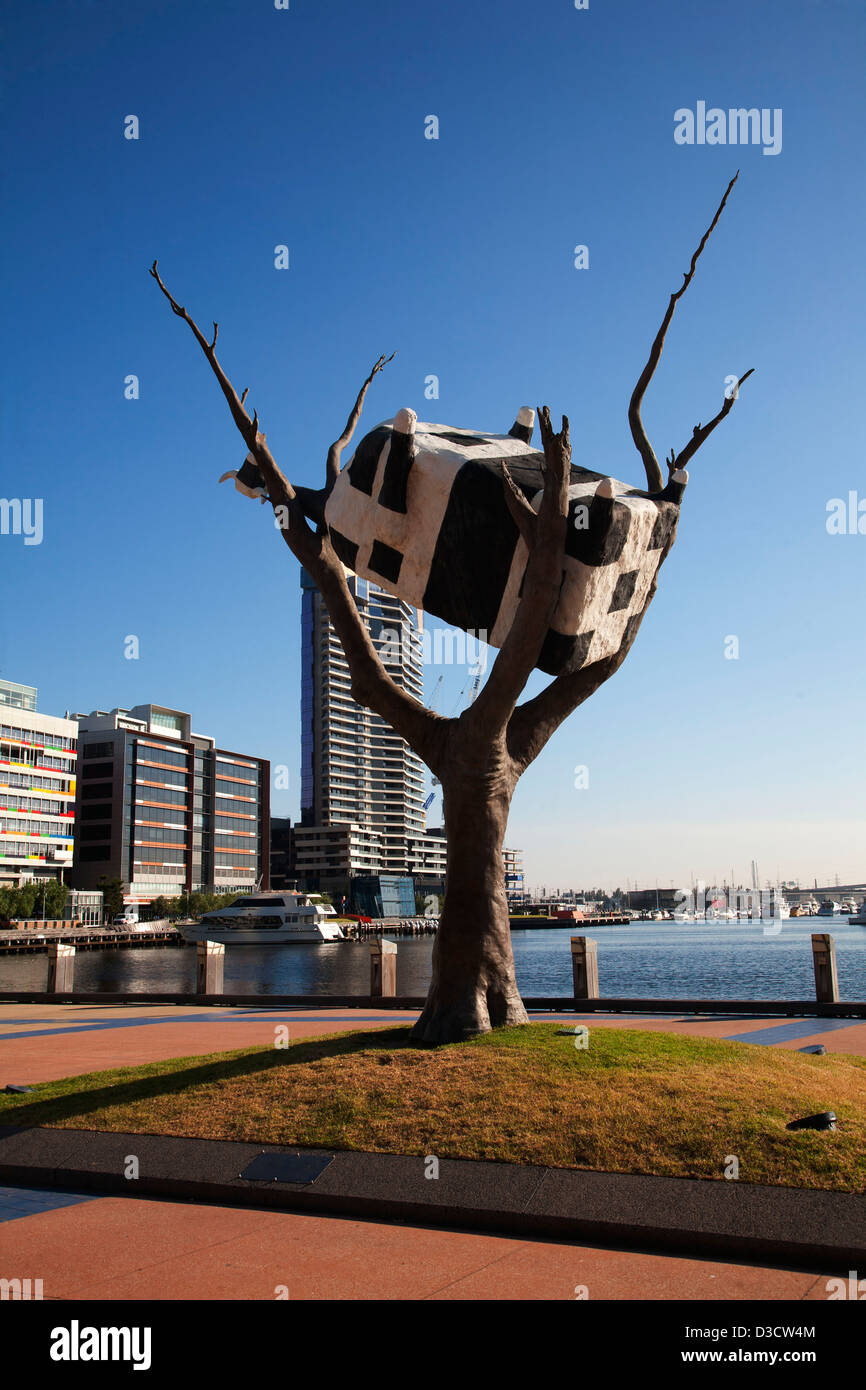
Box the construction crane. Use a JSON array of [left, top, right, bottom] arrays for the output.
[[428, 659, 486, 803], [427, 674, 444, 794], [448, 657, 484, 717]]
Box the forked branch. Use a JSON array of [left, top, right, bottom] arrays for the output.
[[501, 461, 538, 548], [507, 647, 629, 772], [671, 367, 755, 472], [150, 261, 267, 464], [628, 173, 740, 492], [325, 353, 396, 491], [150, 264, 444, 768], [470, 406, 571, 733]]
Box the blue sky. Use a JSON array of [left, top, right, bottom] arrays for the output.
[[2, 0, 864, 891]]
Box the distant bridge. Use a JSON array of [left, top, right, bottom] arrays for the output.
[[783, 884, 865, 904]]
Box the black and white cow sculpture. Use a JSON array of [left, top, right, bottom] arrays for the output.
[[221, 407, 687, 678]]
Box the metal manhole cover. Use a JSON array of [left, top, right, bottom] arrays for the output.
[[239, 1152, 335, 1184]]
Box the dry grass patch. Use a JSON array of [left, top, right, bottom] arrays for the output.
[[2, 1023, 864, 1191]]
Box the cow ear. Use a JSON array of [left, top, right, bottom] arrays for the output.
[[393, 408, 417, 435], [666, 468, 689, 503], [508, 407, 535, 443]]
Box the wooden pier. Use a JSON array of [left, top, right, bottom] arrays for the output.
[[345, 915, 631, 936], [344, 917, 439, 938], [509, 914, 631, 928], [0, 922, 182, 954]]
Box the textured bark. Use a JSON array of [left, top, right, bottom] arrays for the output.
[[412, 731, 527, 1043]]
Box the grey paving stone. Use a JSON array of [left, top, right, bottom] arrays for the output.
[[1, 1127, 862, 1269]]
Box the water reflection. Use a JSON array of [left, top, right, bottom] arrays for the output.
[[1, 921, 863, 1001]]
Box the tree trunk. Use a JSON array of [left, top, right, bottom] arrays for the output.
[[411, 742, 529, 1043]]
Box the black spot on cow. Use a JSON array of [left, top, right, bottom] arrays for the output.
[[369, 539, 404, 584], [329, 528, 359, 571], [647, 503, 676, 552], [609, 569, 639, 613], [423, 461, 519, 633], [377, 429, 415, 514], [348, 425, 391, 495], [434, 432, 493, 448], [620, 611, 644, 653], [565, 491, 631, 567], [537, 628, 595, 676]]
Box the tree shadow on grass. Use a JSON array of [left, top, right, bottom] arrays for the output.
[[0, 1025, 417, 1130]]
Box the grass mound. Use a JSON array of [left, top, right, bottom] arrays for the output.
[[2, 1023, 864, 1191]]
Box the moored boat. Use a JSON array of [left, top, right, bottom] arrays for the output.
[[178, 892, 345, 944]]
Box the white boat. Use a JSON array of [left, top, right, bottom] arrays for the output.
[[849, 900, 866, 926], [179, 892, 345, 944], [816, 899, 841, 917]]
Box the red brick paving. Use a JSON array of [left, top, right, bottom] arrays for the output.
[[3, 1003, 864, 1088], [0, 1005, 417, 1083], [0, 1195, 830, 1301]]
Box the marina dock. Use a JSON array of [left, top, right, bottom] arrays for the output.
[[510, 914, 631, 928], [0, 923, 182, 954], [344, 917, 439, 937]]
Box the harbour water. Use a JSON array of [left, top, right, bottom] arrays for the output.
[[1, 919, 864, 1001]]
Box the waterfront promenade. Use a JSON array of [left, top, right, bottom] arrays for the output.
[[0, 1184, 834, 1301], [3, 1001, 866, 1086], [1, 1001, 863, 1301]]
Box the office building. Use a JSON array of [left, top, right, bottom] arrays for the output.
[[0, 679, 77, 886], [297, 569, 426, 889], [269, 816, 295, 890], [351, 874, 416, 919], [408, 826, 447, 900], [69, 702, 269, 904], [292, 822, 383, 893], [63, 889, 104, 926], [504, 847, 525, 903]]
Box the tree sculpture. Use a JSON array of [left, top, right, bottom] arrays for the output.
[[151, 174, 752, 1042]]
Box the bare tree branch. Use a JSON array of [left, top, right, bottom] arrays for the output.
[[311, 541, 451, 768], [469, 406, 571, 735], [325, 352, 396, 491], [628, 172, 740, 493], [508, 646, 632, 773], [508, 537, 681, 771], [669, 367, 754, 473], [150, 260, 274, 467], [150, 265, 444, 768], [501, 461, 538, 548]]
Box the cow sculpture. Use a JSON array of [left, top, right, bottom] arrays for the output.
[[154, 171, 752, 1042], [220, 406, 687, 678]]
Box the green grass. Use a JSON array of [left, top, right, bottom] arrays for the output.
[[3, 1023, 864, 1191]]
